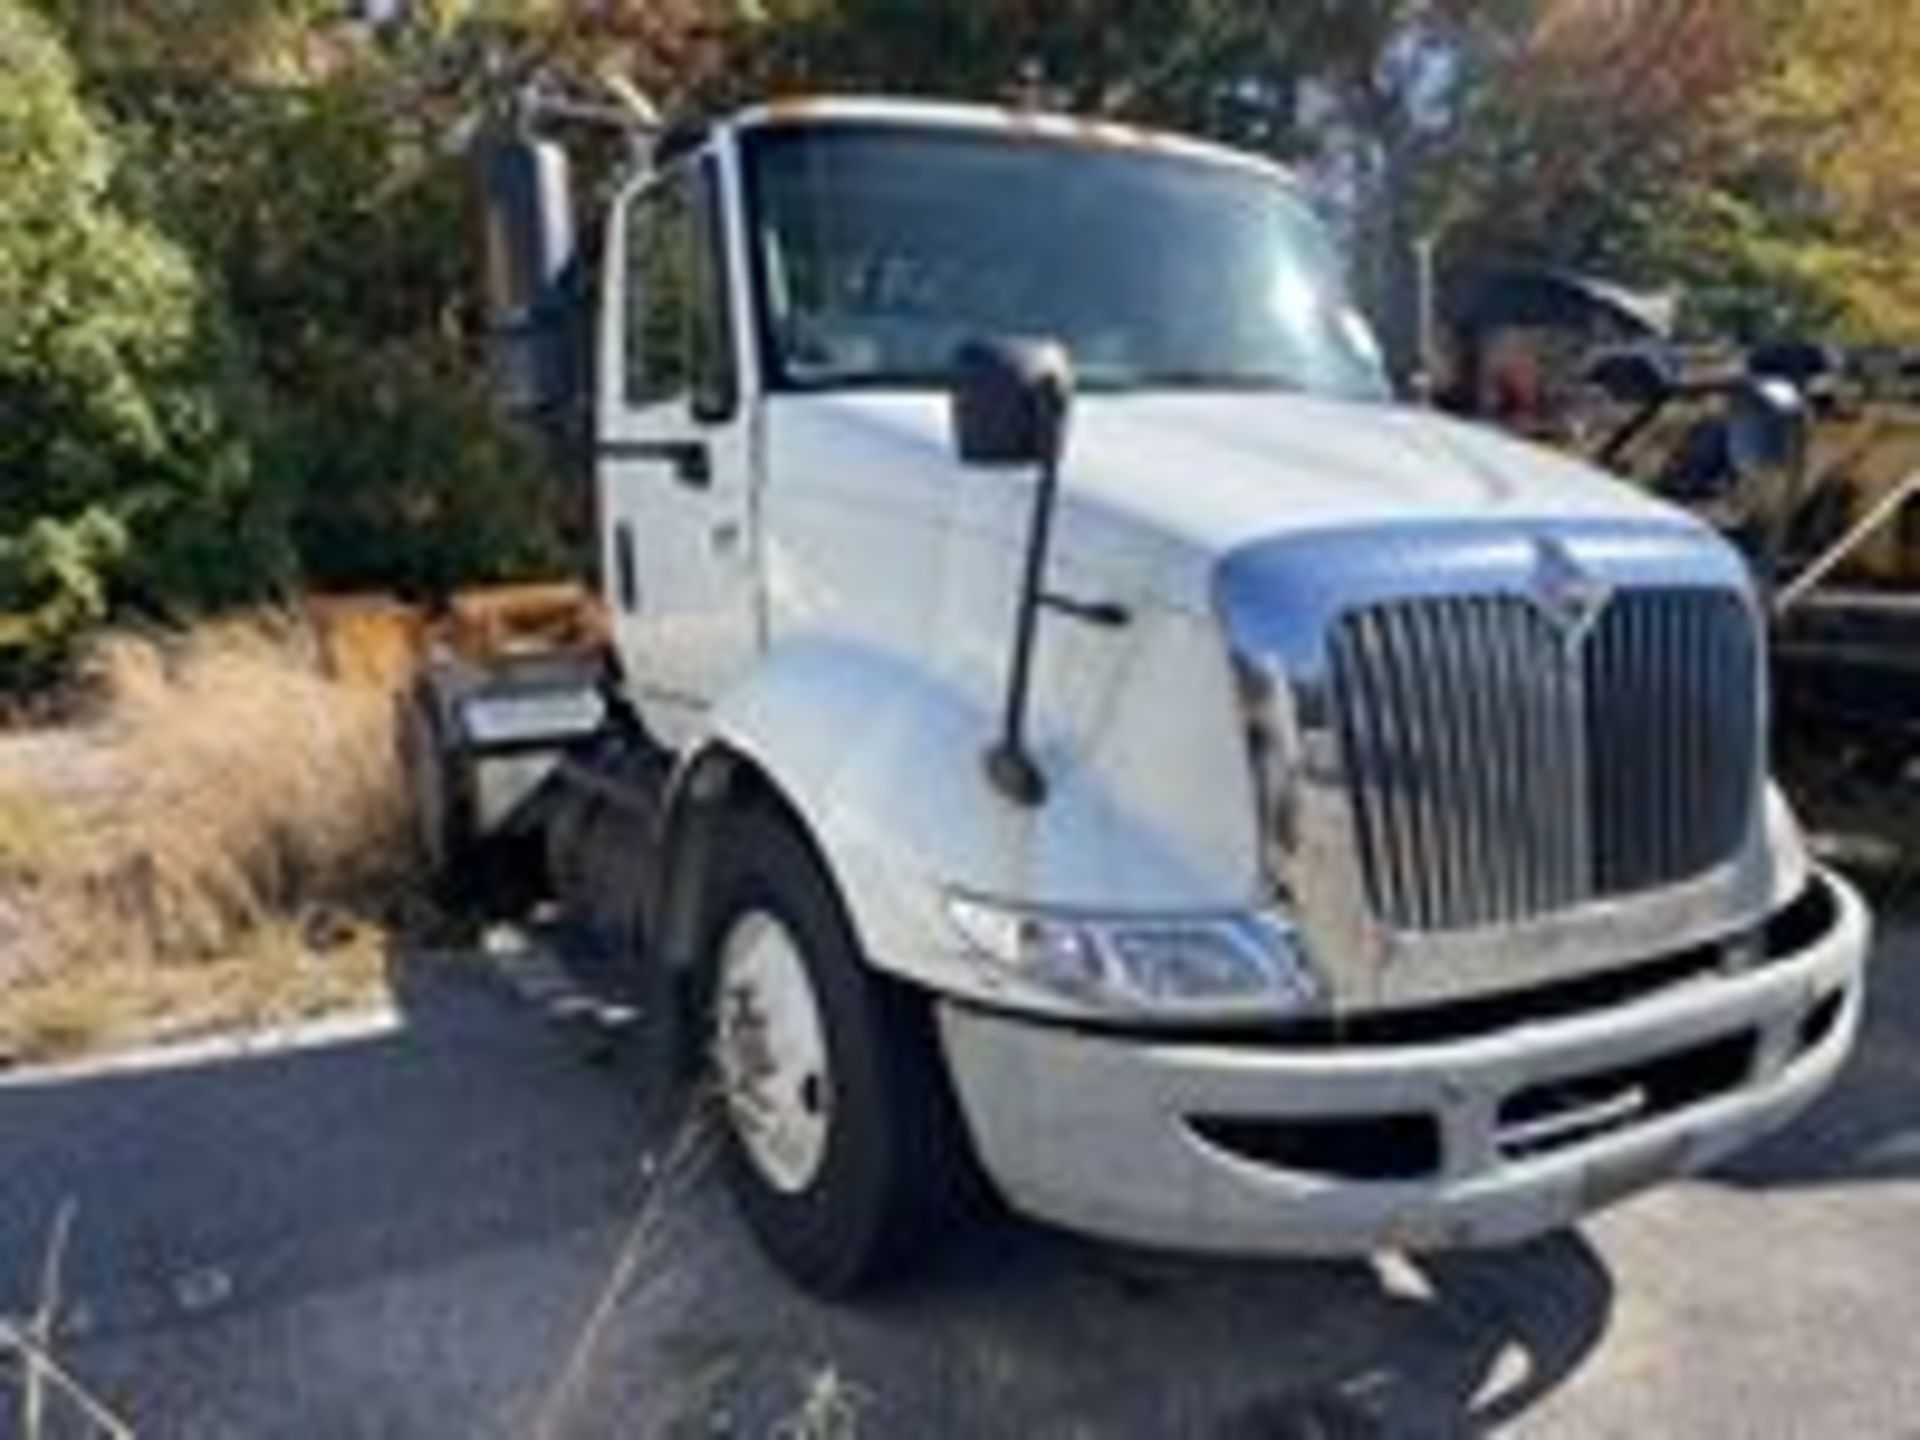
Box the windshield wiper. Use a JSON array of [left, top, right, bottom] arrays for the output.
[[1150, 371, 1305, 391], [783, 367, 951, 392], [1079, 370, 1306, 394]]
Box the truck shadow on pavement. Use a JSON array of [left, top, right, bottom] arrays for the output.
[[0, 951, 1618, 1439], [606, 1183, 1615, 1438]]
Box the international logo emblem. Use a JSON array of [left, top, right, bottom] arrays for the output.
[[1529, 536, 1611, 650]]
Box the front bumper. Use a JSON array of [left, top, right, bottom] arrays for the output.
[[938, 867, 1869, 1256]]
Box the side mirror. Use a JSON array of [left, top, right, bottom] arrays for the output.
[[952, 337, 1076, 807], [477, 134, 580, 419], [1726, 375, 1809, 480], [951, 338, 1073, 468]]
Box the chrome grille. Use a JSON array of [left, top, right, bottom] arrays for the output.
[[1328, 587, 1761, 933]]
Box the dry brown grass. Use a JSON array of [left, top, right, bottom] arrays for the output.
[[0, 615, 414, 1063], [0, 919, 392, 1065]]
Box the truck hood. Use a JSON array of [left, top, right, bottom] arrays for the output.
[[768, 390, 1704, 615], [1058, 390, 1681, 541]]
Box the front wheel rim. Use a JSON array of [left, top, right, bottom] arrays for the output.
[[713, 910, 833, 1194]]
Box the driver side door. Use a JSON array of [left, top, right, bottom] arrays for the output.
[[599, 156, 759, 748]]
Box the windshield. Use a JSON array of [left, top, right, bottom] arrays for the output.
[[743, 123, 1391, 400]]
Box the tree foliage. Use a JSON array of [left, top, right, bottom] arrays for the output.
[[1417, 0, 1746, 264], [1676, 0, 1920, 340], [0, 0, 275, 684], [32, 0, 585, 607], [1404, 0, 1920, 341]]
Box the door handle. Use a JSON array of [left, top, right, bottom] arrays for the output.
[[601, 438, 710, 488], [660, 440, 710, 488]]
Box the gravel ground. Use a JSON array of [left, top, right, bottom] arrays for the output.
[[0, 917, 1913, 1439]]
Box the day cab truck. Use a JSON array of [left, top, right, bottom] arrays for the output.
[[406, 94, 1872, 1296]]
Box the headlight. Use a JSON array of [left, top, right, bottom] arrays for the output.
[[944, 895, 1322, 1020]]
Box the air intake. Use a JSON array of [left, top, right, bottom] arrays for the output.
[[1327, 586, 1761, 933]]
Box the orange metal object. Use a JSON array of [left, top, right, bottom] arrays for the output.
[[305, 583, 608, 689], [445, 582, 608, 661]]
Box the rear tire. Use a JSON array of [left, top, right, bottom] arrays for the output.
[[399, 674, 479, 902], [697, 802, 976, 1296], [398, 672, 544, 921]]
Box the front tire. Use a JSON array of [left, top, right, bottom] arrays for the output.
[[699, 803, 974, 1296]]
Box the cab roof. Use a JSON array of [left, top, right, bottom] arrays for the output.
[[714, 94, 1295, 186]]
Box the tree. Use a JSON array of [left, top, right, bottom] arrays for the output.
[[1408, 0, 1920, 342], [1676, 0, 1920, 340], [1418, 0, 1747, 266], [34, 0, 594, 599], [756, 0, 1339, 151], [0, 0, 272, 682]]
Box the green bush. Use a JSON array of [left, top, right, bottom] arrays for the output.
[[0, 508, 128, 688], [0, 3, 571, 691], [0, 0, 285, 682], [69, 12, 575, 589]]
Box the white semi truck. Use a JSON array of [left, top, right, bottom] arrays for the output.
[[408, 95, 1871, 1295]]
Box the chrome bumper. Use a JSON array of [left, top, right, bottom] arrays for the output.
[[938, 867, 1869, 1256]]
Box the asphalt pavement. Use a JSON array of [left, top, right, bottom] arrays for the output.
[[0, 919, 1915, 1439]]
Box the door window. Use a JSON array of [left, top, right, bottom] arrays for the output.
[[624, 161, 737, 420]]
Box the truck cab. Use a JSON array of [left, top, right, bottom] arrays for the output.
[[432, 97, 1870, 1295]]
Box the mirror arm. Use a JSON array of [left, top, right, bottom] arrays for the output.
[[1755, 430, 1811, 599], [1040, 591, 1130, 628], [1595, 392, 1668, 470], [985, 443, 1064, 807]]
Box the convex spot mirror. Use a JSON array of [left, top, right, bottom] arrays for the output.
[[1726, 375, 1809, 481], [951, 337, 1074, 469], [1748, 339, 1840, 392]]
